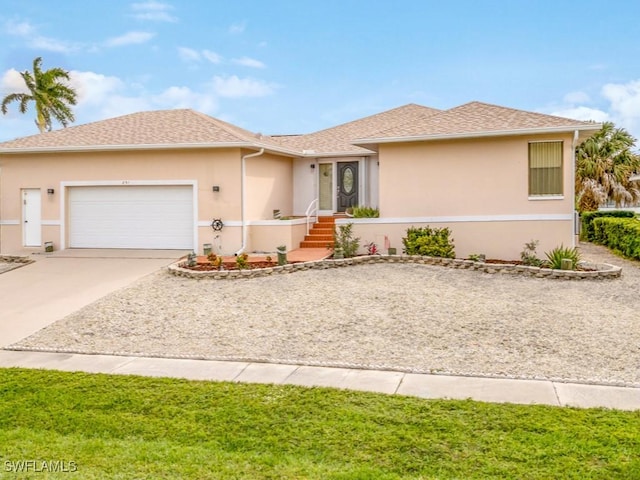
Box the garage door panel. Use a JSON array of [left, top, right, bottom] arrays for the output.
[[69, 186, 193, 249]]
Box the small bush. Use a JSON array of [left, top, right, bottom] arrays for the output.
[[402, 226, 455, 258], [545, 245, 581, 270], [592, 217, 640, 260], [580, 210, 636, 242], [334, 223, 360, 258], [351, 206, 380, 218], [236, 253, 249, 269], [520, 240, 543, 267]]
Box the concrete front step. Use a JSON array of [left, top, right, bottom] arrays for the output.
[[300, 240, 334, 248], [304, 234, 334, 242], [309, 227, 334, 234]]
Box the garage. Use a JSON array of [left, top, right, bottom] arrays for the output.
[[68, 185, 194, 249]]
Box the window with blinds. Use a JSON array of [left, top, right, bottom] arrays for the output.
[[529, 141, 563, 196]]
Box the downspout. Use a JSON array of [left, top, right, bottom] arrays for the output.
[[571, 130, 579, 247], [236, 148, 265, 255], [0, 165, 2, 255]]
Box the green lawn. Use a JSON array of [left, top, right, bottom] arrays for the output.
[[0, 369, 638, 479]]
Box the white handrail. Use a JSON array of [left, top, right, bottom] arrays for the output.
[[305, 198, 319, 235]]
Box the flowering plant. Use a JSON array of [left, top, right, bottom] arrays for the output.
[[365, 241, 378, 255]]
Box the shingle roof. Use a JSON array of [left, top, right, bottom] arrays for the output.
[[271, 103, 441, 155], [0, 109, 292, 153], [356, 101, 599, 144], [0, 101, 600, 156]]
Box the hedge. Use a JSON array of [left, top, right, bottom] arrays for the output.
[[580, 210, 636, 242], [592, 217, 640, 260]]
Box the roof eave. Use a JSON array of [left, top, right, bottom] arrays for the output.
[[301, 149, 377, 158], [0, 141, 302, 157], [353, 124, 603, 147]]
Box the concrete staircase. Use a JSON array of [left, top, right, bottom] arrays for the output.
[[300, 216, 336, 248]]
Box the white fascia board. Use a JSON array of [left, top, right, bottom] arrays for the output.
[[353, 124, 603, 146], [0, 141, 303, 157], [299, 150, 375, 158], [0, 142, 251, 155]]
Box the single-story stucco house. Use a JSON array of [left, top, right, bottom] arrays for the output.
[[0, 101, 600, 259]]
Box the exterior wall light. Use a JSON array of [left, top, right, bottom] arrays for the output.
[[212, 186, 220, 192], [47, 188, 55, 195]]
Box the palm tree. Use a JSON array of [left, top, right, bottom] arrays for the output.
[[575, 122, 640, 212], [1, 57, 77, 133]]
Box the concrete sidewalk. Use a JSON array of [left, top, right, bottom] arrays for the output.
[[1, 350, 638, 411]]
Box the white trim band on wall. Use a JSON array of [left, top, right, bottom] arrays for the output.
[[336, 214, 574, 224]]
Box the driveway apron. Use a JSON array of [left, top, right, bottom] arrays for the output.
[[0, 251, 181, 347]]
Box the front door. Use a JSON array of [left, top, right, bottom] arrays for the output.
[[22, 188, 42, 246], [337, 161, 358, 212]]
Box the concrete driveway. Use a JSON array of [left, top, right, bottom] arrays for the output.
[[0, 250, 185, 347]]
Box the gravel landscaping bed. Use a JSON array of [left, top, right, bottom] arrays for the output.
[[8, 242, 640, 386]]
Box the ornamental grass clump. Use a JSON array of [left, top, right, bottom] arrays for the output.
[[545, 245, 581, 270]]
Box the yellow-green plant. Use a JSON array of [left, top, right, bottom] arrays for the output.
[[545, 245, 581, 270]]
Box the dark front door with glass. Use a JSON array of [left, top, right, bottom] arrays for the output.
[[337, 161, 358, 212]]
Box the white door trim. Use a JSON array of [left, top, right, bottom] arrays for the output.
[[60, 180, 198, 251], [22, 188, 42, 246]]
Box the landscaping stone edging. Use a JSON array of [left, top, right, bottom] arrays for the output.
[[0, 255, 33, 264], [167, 255, 622, 280]]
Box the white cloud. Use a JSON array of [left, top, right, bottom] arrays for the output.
[[232, 57, 265, 69], [549, 79, 640, 142], [551, 106, 609, 123], [563, 91, 590, 104], [105, 31, 155, 47], [4, 18, 79, 53], [178, 48, 222, 64], [202, 50, 222, 64], [602, 80, 640, 119], [4, 19, 35, 36], [178, 46, 201, 62], [229, 21, 246, 34], [0, 69, 29, 94], [130, 1, 178, 22], [69, 71, 125, 106], [212, 75, 276, 98], [152, 86, 217, 113]]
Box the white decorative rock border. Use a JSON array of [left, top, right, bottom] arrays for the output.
[[168, 255, 622, 280]]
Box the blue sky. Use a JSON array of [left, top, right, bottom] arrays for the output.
[[1, 0, 640, 142]]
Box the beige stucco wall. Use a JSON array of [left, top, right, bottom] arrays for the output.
[[378, 134, 575, 217], [360, 133, 576, 259], [346, 219, 574, 260], [245, 151, 293, 220], [248, 221, 308, 253], [0, 147, 302, 254]]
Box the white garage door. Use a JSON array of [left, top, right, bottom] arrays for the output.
[[69, 185, 194, 249]]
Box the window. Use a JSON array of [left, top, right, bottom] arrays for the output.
[[529, 141, 563, 196]]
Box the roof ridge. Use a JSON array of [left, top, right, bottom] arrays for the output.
[[185, 110, 261, 143], [448, 101, 596, 124], [303, 103, 438, 138]]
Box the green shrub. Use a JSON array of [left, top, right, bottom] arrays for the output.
[[592, 217, 640, 260], [333, 223, 360, 258], [545, 245, 581, 270], [402, 226, 455, 258], [351, 206, 380, 218], [520, 240, 543, 267], [580, 210, 636, 242]]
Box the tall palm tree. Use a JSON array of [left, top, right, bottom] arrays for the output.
[[1, 57, 77, 133], [575, 122, 640, 212]]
